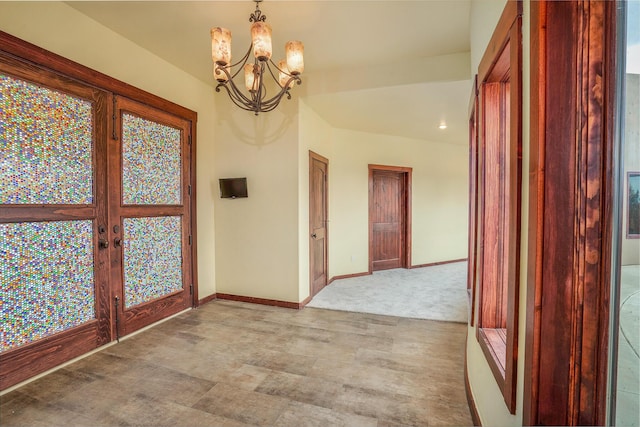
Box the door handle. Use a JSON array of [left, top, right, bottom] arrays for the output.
[[114, 238, 122, 247], [311, 233, 317, 239], [99, 239, 109, 249]]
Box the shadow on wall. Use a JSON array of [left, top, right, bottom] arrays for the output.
[[213, 89, 296, 147]]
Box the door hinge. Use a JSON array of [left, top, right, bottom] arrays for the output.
[[112, 96, 118, 140], [188, 185, 192, 195], [189, 284, 193, 295], [188, 134, 192, 145], [188, 235, 192, 245]]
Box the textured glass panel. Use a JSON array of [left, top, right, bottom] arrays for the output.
[[122, 114, 181, 205], [0, 220, 95, 352], [0, 74, 93, 204], [123, 216, 183, 308]]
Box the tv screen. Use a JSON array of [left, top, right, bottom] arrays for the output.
[[219, 177, 248, 199]]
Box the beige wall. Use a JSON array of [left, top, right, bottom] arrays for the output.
[[465, 0, 527, 426], [213, 95, 301, 302], [297, 99, 333, 301], [470, 0, 509, 74], [0, 2, 219, 299], [296, 100, 469, 300], [328, 129, 469, 277]]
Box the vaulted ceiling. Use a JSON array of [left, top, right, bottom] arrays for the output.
[[68, 1, 473, 144]]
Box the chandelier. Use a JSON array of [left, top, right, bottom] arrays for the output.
[[211, 0, 304, 115]]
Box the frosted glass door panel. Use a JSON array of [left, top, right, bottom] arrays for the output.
[[0, 220, 95, 352], [121, 113, 181, 205], [123, 216, 183, 309], [0, 74, 93, 204]]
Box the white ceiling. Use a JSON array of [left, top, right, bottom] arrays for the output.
[[68, 1, 473, 144]]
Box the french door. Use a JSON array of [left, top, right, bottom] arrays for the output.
[[110, 97, 193, 337], [0, 47, 195, 390]]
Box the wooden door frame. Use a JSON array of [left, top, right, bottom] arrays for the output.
[[309, 151, 329, 298], [368, 164, 412, 273], [523, 1, 616, 425]]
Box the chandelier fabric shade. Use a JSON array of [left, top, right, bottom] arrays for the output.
[[211, 0, 304, 115]]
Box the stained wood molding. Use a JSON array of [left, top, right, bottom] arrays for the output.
[[411, 258, 468, 269], [524, 1, 616, 425], [198, 294, 217, 307], [216, 293, 306, 310], [328, 271, 372, 285]]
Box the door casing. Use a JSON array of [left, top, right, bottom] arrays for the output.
[[309, 151, 329, 298], [368, 164, 412, 272]]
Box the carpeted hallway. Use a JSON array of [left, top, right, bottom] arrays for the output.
[[0, 300, 472, 426], [307, 261, 468, 323]]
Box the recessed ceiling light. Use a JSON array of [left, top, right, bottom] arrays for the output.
[[439, 123, 447, 130]]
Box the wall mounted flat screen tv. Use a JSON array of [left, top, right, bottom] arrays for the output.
[[219, 177, 248, 199]]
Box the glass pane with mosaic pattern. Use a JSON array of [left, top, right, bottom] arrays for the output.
[[123, 216, 183, 309], [121, 113, 182, 205], [1, 220, 95, 352], [0, 74, 94, 205]]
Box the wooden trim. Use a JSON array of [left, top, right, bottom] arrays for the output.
[[368, 164, 413, 272], [190, 120, 199, 308], [310, 151, 329, 164], [199, 293, 311, 309], [328, 271, 372, 285], [411, 258, 467, 269], [523, 1, 616, 425], [468, 77, 479, 327], [465, 342, 483, 427], [503, 11, 523, 414], [367, 164, 413, 173], [0, 322, 101, 389], [473, 1, 522, 414], [198, 293, 217, 307], [216, 293, 303, 310], [523, 1, 546, 423], [298, 295, 313, 308], [478, 0, 522, 85], [309, 151, 329, 298]]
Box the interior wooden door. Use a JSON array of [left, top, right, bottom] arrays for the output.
[[0, 57, 111, 389], [309, 151, 328, 297], [369, 166, 411, 271], [109, 96, 193, 337]]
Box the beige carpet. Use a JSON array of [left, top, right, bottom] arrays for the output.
[[307, 261, 468, 323]]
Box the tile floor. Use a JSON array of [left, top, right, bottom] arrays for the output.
[[0, 300, 473, 427]]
